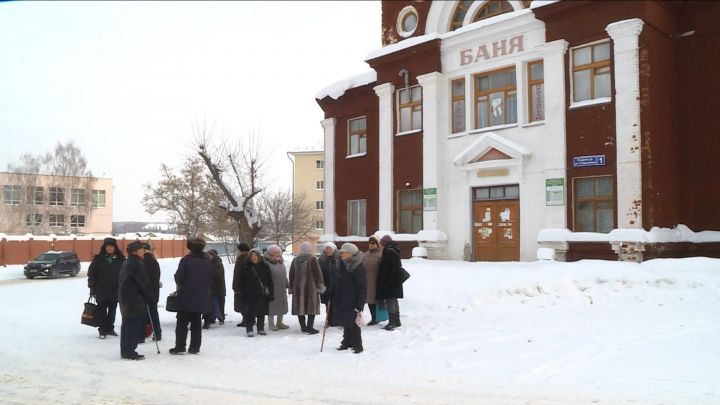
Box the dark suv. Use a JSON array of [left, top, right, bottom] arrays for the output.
[[24, 251, 81, 279]]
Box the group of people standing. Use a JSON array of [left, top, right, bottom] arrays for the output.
[[88, 237, 162, 360], [87, 233, 406, 360]]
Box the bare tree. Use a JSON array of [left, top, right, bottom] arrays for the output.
[[258, 190, 317, 250], [142, 157, 219, 238], [192, 119, 264, 244]]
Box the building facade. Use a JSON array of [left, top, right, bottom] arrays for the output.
[[287, 150, 325, 253], [316, 0, 720, 261], [0, 172, 113, 235]]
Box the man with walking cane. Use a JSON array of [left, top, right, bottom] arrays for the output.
[[118, 241, 153, 360], [326, 243, 366, 354]]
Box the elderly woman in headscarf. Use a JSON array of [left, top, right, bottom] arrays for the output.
[[318, 242, 340, 313], [265, 245, 289, 331], [289, 242, 325, 334]]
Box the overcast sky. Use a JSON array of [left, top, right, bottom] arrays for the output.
[[0, 1, 380, 222]]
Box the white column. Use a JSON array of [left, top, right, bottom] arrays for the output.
[[374, 82, 395, 232], [607, 18, 644, 229], [417, 72, 445, 231], [321, 117, 337, 237], [536, 39, 569, 230]]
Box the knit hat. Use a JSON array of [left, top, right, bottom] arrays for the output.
[[267, 245, 282, 255], [237, 243, 251, 252], [368, 236, 380, 245], [299, 242, 313, 255], [340, 243, 359, 255], [379, 235, 393, 247], [323, 242, 337, 251]]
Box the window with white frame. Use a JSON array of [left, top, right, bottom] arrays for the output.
[[347, 199, 366, 236], [572, 41, 611, 102], [348, 117, 367, 156], [315, 201, 324, 210], [3, 185, 21, 205], [27, 186, 43, 205], [49, 214, 65, 227], [91, 190, 106, 208], [316, 180, 324, 190], [70, 188, 86, 207], [70, 214, 86, 228], [26, 214, 42, 226], [528, 60, 545, 121], [316, 160, 324, 169], [315, 219, 324, 230], [49, 187, 65, 206], [451, 78, 466, 134], [474, 67, 517, 129], [398, 86, 422, 132]]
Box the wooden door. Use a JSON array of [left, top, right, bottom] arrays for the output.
[[473, 200, 520, 261]]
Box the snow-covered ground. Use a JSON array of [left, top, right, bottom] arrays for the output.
[[0, 256, 718, 404]]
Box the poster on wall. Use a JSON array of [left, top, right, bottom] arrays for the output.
[[423, 188, 437, 211], [545, 178, 565, 206]]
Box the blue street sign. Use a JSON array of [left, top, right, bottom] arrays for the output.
[[572, 155, 606, 167]]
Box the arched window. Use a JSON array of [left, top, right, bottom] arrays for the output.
[[450, 1, 532, 32], [472, 1, 513, 23]]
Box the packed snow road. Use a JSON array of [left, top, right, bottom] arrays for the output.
[[1, 257, 718, 404]]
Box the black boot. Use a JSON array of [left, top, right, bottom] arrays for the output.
[[367, 304, 379, 326], [298, 316, 307, 333], [395, 313, 401, 328], [203, 319, 211, 329], [383, 313, 397, 331], [306, 315, 319, 334]]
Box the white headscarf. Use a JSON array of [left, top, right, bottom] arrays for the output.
[[324, 242, 337, 251]]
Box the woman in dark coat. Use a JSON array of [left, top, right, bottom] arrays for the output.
[[170, 238, 213, 355], [376, 235, 404, 331], [318, 242, 339, 312], [236, 249, 274, 337], [331, 243, 366, 354], [87, 237, 125, 339], [232, 243, 251, 326], [142, 241, 162, 341], [203, 249, 226, 328]]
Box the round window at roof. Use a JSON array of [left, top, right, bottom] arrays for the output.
[[397, 6, 419, 38]]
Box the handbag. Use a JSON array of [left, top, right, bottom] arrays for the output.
[[375, 305, 389, 322], [399, 267, 411, 283], [166, 291, 178, 312], [81, 296, 101, 327], [355, 311, 364, 327]]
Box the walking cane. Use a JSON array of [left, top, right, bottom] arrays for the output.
[[146, 305, 161, 354], [320, 302, 331, 352]]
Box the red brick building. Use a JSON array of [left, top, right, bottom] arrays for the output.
[[316, 1, 720, 261]]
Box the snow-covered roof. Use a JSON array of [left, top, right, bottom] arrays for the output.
[[315, 71, 377, 101], [365, 34, 440, 62], [529, 0, 560, 10]]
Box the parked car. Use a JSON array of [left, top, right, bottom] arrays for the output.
[[24, 251, 81, 279]]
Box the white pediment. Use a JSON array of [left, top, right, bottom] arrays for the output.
[[453, 132, 531, 171]]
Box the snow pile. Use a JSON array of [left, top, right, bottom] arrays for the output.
[[0, 257, 718, 403], [315, 71, 377, 100], [538, 224, 720, 243]]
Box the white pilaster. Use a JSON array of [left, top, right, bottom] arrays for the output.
[[417, 72, 445, 231], [536, 39, 569, 229], [321, 117, 337, 237], [374, 82, 395, 231], [607, 18, 644, 229]]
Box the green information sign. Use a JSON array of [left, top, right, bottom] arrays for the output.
[[423, 188, 437, 211], [545, 178, 565, 206]]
